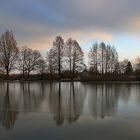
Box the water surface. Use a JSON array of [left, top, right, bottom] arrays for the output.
[[0, 82, 140, 140]]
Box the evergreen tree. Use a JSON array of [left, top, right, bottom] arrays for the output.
[[124, 61, 133, 74]]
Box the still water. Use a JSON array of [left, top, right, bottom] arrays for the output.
[[1, 82, 140, 140]]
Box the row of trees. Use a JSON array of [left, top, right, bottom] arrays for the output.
[[0, 30, 139, 80], [46, 37, 85, 79], [89, 42, 118, 74], [0, 31, 85, 79], [88, 43, 135, 75]]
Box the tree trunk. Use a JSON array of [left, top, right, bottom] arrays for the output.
[[70, 58, 72, 80], [6, 69, 9, 79], [58, 48, 61, 80], [27, 71, 30, 80], [102, 50, 104, 74], [72, 62, 75, 81], [23, 70, 25, 76]]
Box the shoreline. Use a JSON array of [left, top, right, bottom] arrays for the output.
[[0, 79, 140, 83]]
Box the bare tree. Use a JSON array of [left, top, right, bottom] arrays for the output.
[[65, 38, 73, 76], [52, 36, 64, 78], [65, 39, 85, 79], [17, 46, 28, 76], [134, 57, 140, 73], [46, 49, 57, 77], [88, 42, 118, 74], [105, 45, 118, 73], [17, 47, 42, 76], [88, 42, 98, 74], [0, 30, 19, 76], [99, 42, 106, 74], [119, 59, 129, 74], [36, 57, 47, 75]]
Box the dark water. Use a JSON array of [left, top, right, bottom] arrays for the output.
[[1, 82, 140, 140]]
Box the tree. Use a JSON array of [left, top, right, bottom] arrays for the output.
[[46, 49, 57, 77], [65, 38, 73, 76], [88, 42, 118, 74], [124, 61, 133, 74], [36, 57, 47, 75], [0, 30, 19, 76], [119, 59, 129, 74], [88, 43, 98, 74], [17, 46, 28, 76], [99, 42, 106, 74], [52, 36, 64, 78], [17, 47, 42, 76], [66, 39, 85, 78], [134, 57, 140, 74], [106, 45, 118, 73]]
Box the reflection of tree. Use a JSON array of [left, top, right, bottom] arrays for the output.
[[119, 84, 131, 102], [53, 82, 64, 126], [49, 82, 64, 126], [0, 81, 139, 130], [49, 82, 84, 126], [92, 84, 117, 119], [65, 82, 80, 124], [0, 82, 18, 130], [86, 83, 135, 119], [83, 83, 118, 119], [101, 84, 116, 118], [21, 82, 46, 112]]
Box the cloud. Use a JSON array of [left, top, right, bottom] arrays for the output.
[[41, 0, 140, 32], [0, 0, 140, 54], [125, 18, 140, 33]]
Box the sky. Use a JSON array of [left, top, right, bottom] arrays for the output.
[[0, 0, 140, 60]]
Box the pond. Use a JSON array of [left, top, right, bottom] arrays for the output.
[[0, 81, 140, 140]]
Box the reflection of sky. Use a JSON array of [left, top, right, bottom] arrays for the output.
[[1, 82, 140, 140], [116, 84, 140, 119], [1, 82, 140, 117]]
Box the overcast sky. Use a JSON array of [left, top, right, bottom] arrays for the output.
[[0, 0, 140, 60]]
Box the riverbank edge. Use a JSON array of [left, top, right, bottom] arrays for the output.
[[0, 79, 140, 83]]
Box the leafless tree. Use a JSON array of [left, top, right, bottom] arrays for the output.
[[118, 59, 129, 74], [52, 36, 64, 78], [88, 42, 98, 74], [0, 30, 19, 76], [99, 42, 106, 74], [65, 38, 73, 75], [65, 39, 85, 79], [105, 45, 118, 73], [17, 46, 28, 76], [17, 46, 42, 76], [133, 57, 140, 73], [88, 42, 118, 74], [36, 57, 47, 75], [46, 49, 57, 76]]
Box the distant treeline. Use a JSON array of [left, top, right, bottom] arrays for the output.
[[0, 30, 140, 81]]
